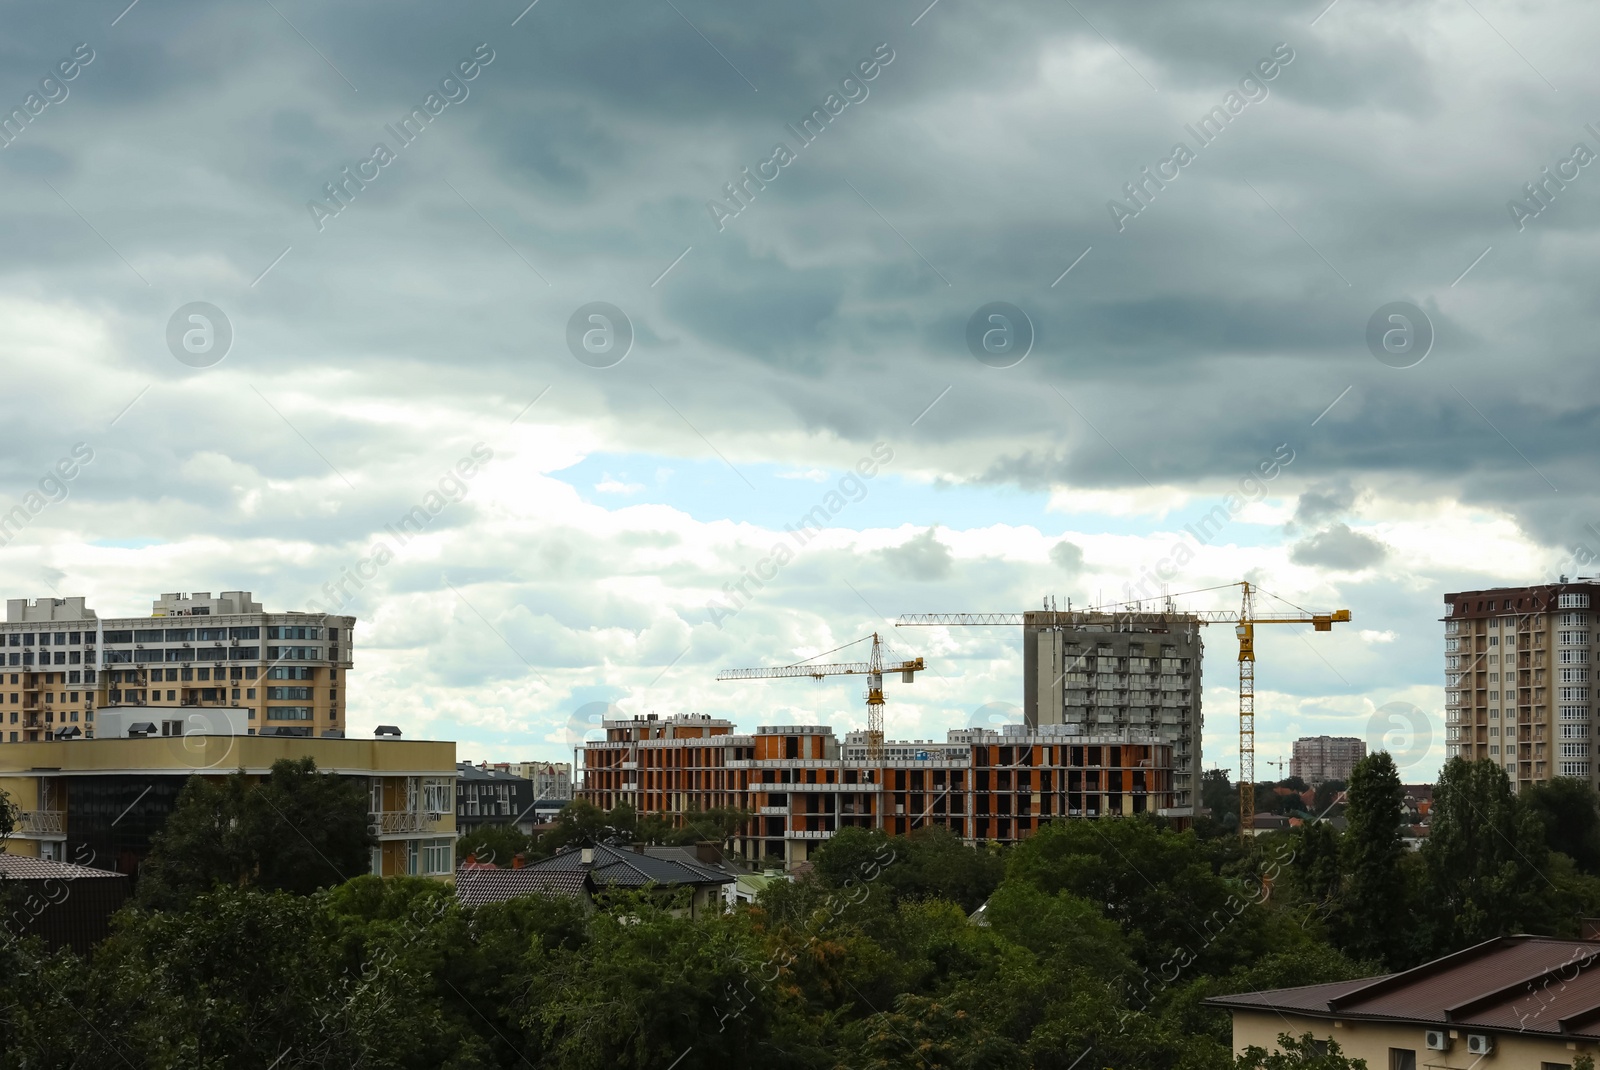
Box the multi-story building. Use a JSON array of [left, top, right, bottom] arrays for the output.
[[0, 591, 353, 743], [1289, 736, 1366, 784], [456, 763, 543, 837], [1445, 579, 1600, 787], [0, 716, 457, 879], [1022, 610, 1203, 814], [579, 712, 1179, 867], [514, 760, 572, 800]]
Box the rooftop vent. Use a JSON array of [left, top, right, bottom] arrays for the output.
[[374, 725, 402, 738]]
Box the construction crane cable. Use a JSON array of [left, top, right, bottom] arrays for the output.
[[785, 634, 873, 668], [1251, 585, 1317, 616]]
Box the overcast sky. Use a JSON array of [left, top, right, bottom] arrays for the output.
[[2, 0, 1595, 782]]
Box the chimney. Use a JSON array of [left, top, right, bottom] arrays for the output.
[[512, 852, 525, 870]]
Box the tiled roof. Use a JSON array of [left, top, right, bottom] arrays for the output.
[[454, 844, 735, 908], [533, 844, 735, 888], [454, 868, 587, 909], [455, 764, 532, 783], [1208, 936, 1600, 1038], [0, 856, 127, 881]]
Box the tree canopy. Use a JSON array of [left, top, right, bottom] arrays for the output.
[[8, 753, 1600, 1067]]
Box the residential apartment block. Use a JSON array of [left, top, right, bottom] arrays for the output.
[[514, 760, 572, 800], [1022, 610, 1203, 814], [0, 719, 456, 879], [1445, 579, 1600, 786], [455, 762, 553, 837], [0, 591, 353, 743], [580, 712, 1179, 867], [1289, 736, 1366, 785]]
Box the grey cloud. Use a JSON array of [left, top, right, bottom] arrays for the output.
[[1050, 539, 1085, 572], [878, 527, 952, 581], [1290, 523, 1389, 571], [1293, 481, 1359, 529]]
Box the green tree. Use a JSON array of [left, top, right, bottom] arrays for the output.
[[537, 800, 637, 854], [521, 893, 770, 1069], [669, 805, 755, 848], [1202, 769, 1238, 822], [1337, 752, 1407, 967], [1004, 817, 1289, 980], [851, 993, 1022, 1069], [1234, 1031, 1366, 1069], [810, 825, 1004, 914], [80, 886, 446, 1069], [1281, 819, 1341, 926], [1313, 779, 1348, 817], [1423, 758, 1551, 951], [1523, 776, 1600, 874], [456, 822, 535, 866], [137, 757, 374, 909]]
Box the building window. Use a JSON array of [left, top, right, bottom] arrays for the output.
[[422, 838, 453, 875], [267, 706, 313, 720], [1388, 1049, 1416, 1070]]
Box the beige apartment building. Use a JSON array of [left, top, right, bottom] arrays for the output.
[[1445, 580, 1600, 787], [1290, 735, 1366, 785], [1211, 936, 1600, 1068], [1, 728, 456, 879], [0, 591, 353, 744]]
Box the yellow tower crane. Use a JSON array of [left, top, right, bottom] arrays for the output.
[[897, 580, 1350, 836], [716, 633, 925, 827]]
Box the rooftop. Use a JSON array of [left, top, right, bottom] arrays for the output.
[[1208, 936, 1600, 1038], [0, 855, 128, 880]]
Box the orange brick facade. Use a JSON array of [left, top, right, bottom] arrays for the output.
[[580, 714, 1178, 866]]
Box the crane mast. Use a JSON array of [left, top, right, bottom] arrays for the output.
[[717, 632, 924, 828], [898, 581, 1349, 837]]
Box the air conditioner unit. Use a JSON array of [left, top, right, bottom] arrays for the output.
[[1424, 1030, 1450, 1051], [1466, 1034, 1493, 1056]]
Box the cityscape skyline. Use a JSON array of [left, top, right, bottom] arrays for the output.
[[5, 0, 1595, 790]]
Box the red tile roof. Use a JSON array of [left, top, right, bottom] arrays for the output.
[[1209, 936, 1600, 1039]]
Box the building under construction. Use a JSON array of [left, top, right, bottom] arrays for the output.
[[578, 712, 1179, 867], [1021, 610, 1204, 815]]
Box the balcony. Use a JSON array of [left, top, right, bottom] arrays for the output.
[[13, 810, 66, 837], [372, 810, 448, 835], [758, 805, 789, 815]]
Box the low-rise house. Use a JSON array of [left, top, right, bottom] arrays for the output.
[[0, 855, 130, 953], [1208, 935, 1600, 1067], [454, 843, 734, 917]]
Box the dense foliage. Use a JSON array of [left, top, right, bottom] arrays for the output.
[[4, 754, 1600, 1067]]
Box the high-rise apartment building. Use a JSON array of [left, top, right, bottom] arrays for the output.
[[514, 760, 573, 800], [580, 713, 1179, 867], [1022, 610, 1203, 814], [0, 592, 353, 743], [1289, 736, 1366, 784], [1445, 580, 1600, 787]]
